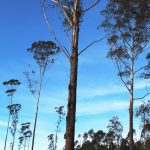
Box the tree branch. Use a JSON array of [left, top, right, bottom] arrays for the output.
[[134, 65, 149, 75], [119, 28, 132, 54], [78, 34, 108, 56], [51, 0, 73, 27], [65, 28, 72, 44], [42, 0, 70, 60], [120, 58, 131, 71], [63, 46, 71, 58], [134, 45, 150, 59], [51, 0, 73, 12], [134, 92, 150, 101], [116, 60, 131, 94], [81, 0, 101, 14]]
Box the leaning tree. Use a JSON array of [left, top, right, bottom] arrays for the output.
[[101, 0, 150, 150]]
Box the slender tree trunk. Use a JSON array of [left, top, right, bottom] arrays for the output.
[[24, 138, 26, 150], [4, 96, 13, 150], [65, 0, 80, 150], [28, 137, 30, 150], [129, 98, 133, 150], [4, 114, 10, 150], [54, 132, 58, 150], [143, 111, 146, 149], [12, 128, 17, 150], [31, 70, 44, 150], [31, 95, 40, 150], [129, 49, 134, 150]]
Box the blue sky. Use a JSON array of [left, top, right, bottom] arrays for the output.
[[0, 0, 150, 150]]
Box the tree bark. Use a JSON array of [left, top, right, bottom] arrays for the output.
[[12, 128, 16, 150], [65, 0, 80, 150], [129, 98, 133, 150], [31, 69, 44, 150], [4, 96, 13, 150], [4, 114, 10, 150], [129, 48, 134, 150], [31, 95, 40, 150]]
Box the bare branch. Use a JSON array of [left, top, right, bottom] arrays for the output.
[[81, 0, 101, 14], [63, 46, 71, 58], [120, 58, 131, 71], [120, 32, 132, 59], [134, 65, 149, 75], [116, 60, 131, 94], [119, 28, 132, 55], [78, 34, 108, 56], [65, 28, 72, 44], [51, 0, 73, 12], [134, 45, 150, 59], [134, 92, 150, 101], [51, 0, 73, 27], [42, 0, 70, 60]]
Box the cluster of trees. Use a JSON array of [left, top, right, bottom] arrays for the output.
[[1, 0, 150, 150], [75, 101, 150, 150]]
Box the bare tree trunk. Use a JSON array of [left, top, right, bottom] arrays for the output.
[[31, 96, 40, 150], [12, 128, 17, 150], [129, 98, 133, 150], [4, 114, 10, 150], [65, 0, 80, 150], [4, 96, 13, 150], [24, 138, 26, 150], [31, 69, 44, 150], [28, 137, 30, 150], [129, 50, 134, 150]]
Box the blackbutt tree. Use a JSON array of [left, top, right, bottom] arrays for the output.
[[101, 1, 150, 149], [3, 79, 21, 150], [24, 41, 60, 150], [42, 1, 103, 149]]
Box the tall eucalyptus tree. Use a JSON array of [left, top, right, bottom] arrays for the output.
[[3, 79, 21, 150], [42, 1, 102, 149], [101, 1, 150, 149], [9, 104, 21, 150], [25, 41, 60, 150]]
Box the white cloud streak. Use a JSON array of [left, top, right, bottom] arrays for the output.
[[76, 98, 144, 116]]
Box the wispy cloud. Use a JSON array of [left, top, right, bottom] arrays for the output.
[[76, 100, 142, 116], [0, 120, 7, 128], [77, 81, 150, 99], [77, 84, 126, 99], [30, 81, 149, 116]]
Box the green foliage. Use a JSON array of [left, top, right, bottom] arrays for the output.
[[18, 122, 32, 150], [8, 104, 21, 136], [107, 116, 123, 144], [48, 134, 54, 150], [135, 100, 150, 127], [101, 0, 150, 79], [135, 100, 150, 142], [48, 106, 65, 150], [27, 41, 60, 67], [3, 79, 21, 97]]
